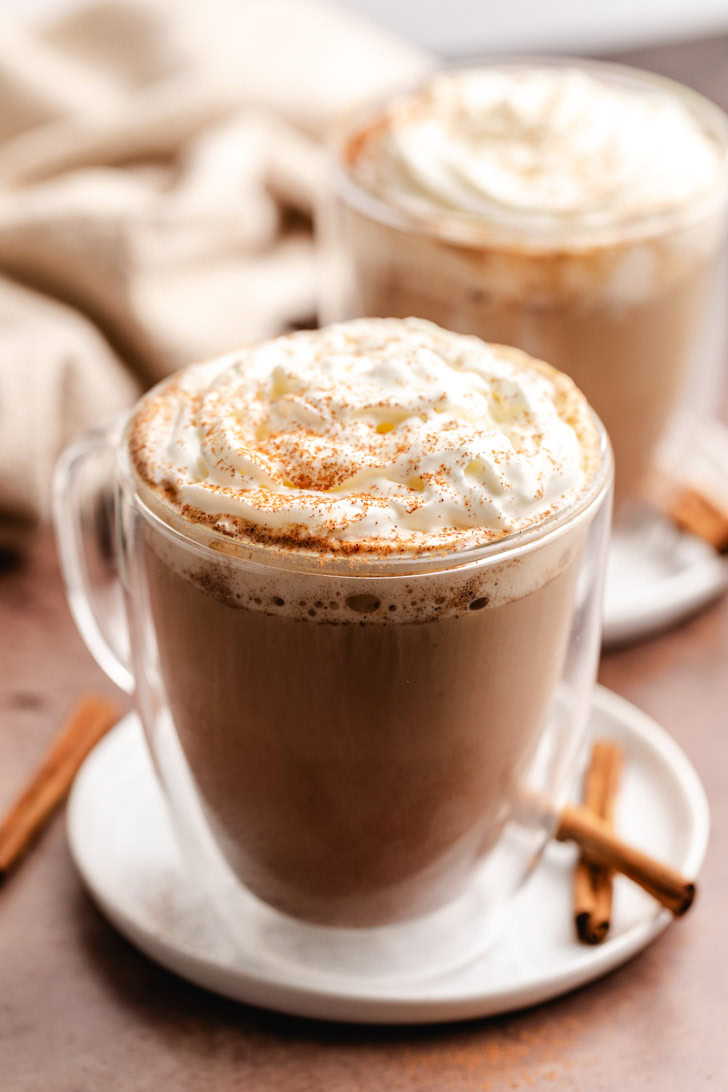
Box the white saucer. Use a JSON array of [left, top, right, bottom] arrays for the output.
[[603, 418, 728, 646], [67, 686, 708, 1024], [603, 511, 727, 646]]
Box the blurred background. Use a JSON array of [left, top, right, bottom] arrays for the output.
[[0, 0, 726, 550], [13, 0, 728, 54], [337, 0, 728, 53]]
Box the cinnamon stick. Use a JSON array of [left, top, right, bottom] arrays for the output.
[[573, 740, 623, 944], [668, 486, 728, 552], [557, 804, 695, 917], [0, 694, 117, 879]]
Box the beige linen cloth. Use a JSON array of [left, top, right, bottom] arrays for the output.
[[0, 0, 429, 542]]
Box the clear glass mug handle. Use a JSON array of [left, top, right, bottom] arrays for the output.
[[52, 420, 134, 693]]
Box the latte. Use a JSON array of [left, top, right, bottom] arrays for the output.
[[125, 318, 609, 924]]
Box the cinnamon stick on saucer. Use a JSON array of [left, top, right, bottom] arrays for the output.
[[573, 740, 623, 944], [557, 804, 695, 917], [0, 694, 117, 880], [668, 486, 728, 552]]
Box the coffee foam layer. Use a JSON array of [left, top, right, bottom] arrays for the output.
[[341, 202, 721, 309], [349, 67, 724, 231], [129, 318, 599, 556], [142, 507, 589, 622]]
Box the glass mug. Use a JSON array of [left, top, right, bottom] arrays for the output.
[[54, 396, 613, 981], [321, 58, 728, 521]]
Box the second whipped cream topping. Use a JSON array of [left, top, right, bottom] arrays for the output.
[[130, 319, 599, 554], [349, 67, 724, 227]]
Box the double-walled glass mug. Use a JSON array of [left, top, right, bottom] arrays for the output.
[[54, 397, 613, 981], [321, 58, 728, 521]]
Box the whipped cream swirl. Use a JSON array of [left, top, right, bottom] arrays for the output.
[[350, 67, 724, 227], [129, 319, 599, 554]]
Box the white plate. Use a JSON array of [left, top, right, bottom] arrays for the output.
[[67, 686, 708, 1025], [603, 512, 727, 646], [603, 418, 728, 646]]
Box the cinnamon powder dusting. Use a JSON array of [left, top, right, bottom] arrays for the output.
[[128, 319, 600, 557]]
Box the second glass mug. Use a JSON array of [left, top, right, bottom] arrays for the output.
[[322, 58, 728, 521], [54, 395, 613, 981]]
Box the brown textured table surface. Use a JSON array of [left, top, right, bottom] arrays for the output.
[[3, 33, 728, 1092]]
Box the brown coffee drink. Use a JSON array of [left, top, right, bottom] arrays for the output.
[[126, 318, 609, 926], [328, 63, 728, 514]]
